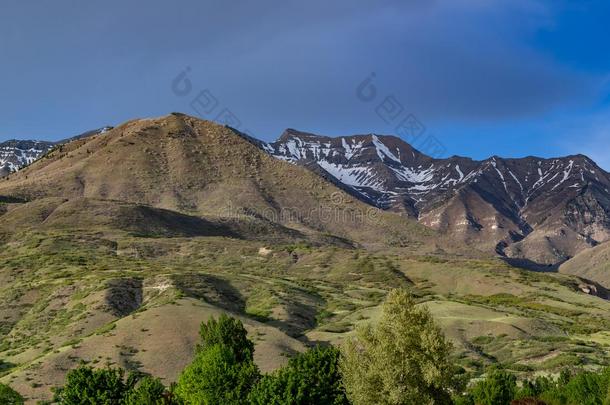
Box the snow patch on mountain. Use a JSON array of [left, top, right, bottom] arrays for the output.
[[318, 161, 386, 191], [372, 135, 401, 164], [0, 127, 112, 176]]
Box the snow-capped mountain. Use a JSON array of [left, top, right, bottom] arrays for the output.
[[4, 121, 610, 267], [264, 129, 610, 266], [0, 127, 112, 177], [0, 140, 54, 177]]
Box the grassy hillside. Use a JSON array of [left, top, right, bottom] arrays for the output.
[[560, 240, 610, 288], [1, 115, 610, 402], [1, 228, 610, 402]]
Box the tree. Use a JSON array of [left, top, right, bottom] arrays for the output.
[[249, 345, 348, 405], [53, 365, 137, 404], [471, 370, 517, 405], [198, 314, 254, 363], [510, 399, 547, 405], [339, 288, 454, 405], [516, 379, 539, 400], [175, 343, 259, 404], [123, 376, 171, 405], [559, 371, 606, 405], [451, 393, 474, 405], [0, 383, 24, 405]]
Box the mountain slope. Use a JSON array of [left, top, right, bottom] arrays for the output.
[[0, 127, 112, 177], [264, 129, 610, 265], [2, 232, 610, 403], [0, 140, 54, 177], [3, 115, 610, 402], [560, 240, 610, 288], [0, 114, 432, 248], [5, 120, 609, 264]]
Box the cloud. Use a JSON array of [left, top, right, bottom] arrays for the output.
[[162, 0, 602, 131], [0, 0, 606, 141]]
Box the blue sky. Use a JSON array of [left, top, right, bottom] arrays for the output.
[[1, 1, 609, 167]]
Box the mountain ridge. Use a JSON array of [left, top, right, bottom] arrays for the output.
[[262, 129, 610, 266], [0, 127, 112, 177], [3, 115, 609, 266], [0, 114, 433, 250], [3, 114, 610, 402]]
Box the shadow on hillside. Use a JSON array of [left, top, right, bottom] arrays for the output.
[[172, 273, 246, 313], [122, 205, 243, 239], [0, 195, 27, 203], [266, 300, 319, 340], [104, 278, 144, 317], [500, 257, 562, 273]]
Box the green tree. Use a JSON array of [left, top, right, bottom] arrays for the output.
[[516, 379, 540, 400], [339, 288, 454, 405], [0, 383, 24, 405], [249, 345, 348, 405], [175, 344, 259, 404], [53, 365, 137, 404], [471, 370, 517, 405], [560, 371, 606, 405], [123, 376, 171, 405], [198, 314, 254, 363], [451, 393, 474, 405]]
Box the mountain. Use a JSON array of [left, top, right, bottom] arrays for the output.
[[0, 127, 112, 177], [3, 114, 610, 402], [264, 129, 610, 266], [0, 140, 54, 177], [560, 240, 610, 288], [0, 114, 431, 248], [4, 121, 610, 266]]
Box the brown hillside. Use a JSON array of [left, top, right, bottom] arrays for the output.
[[560, 240, 610, 288], [0, 114, 433, 247]]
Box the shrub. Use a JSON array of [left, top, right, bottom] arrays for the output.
[[0, 383, 24, 405], [471, 370, 517, 405], [550, 370, 607, 405], [510, 399, 547, 405], [452, 393, 475, 405]]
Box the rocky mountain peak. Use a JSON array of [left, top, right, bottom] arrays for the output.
[[264, 128, 610, 266]]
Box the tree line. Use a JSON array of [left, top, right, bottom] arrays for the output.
[[2, 289, 610, 404]]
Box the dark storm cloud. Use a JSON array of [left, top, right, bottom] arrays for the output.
[[163, 0, 599, 135], [0, 0, 603, 140]]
